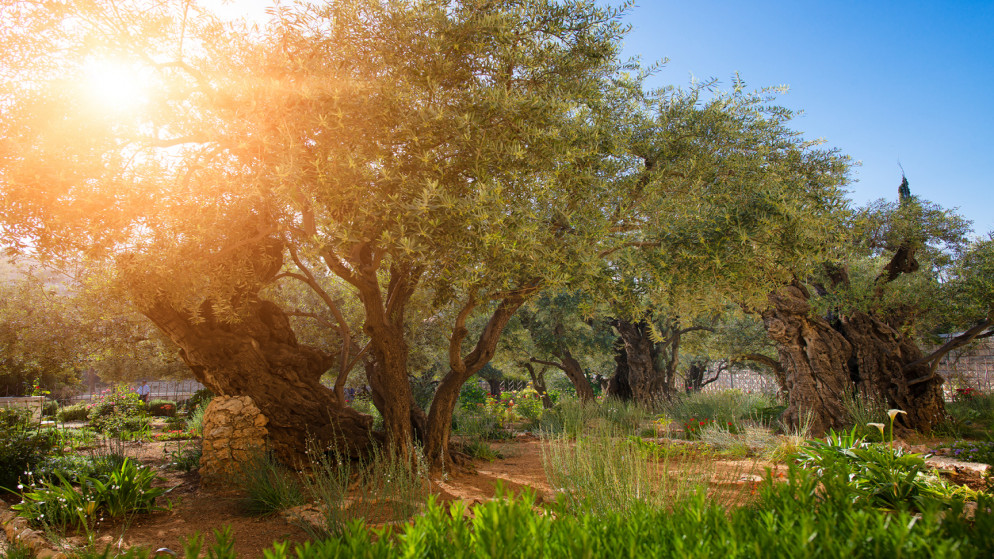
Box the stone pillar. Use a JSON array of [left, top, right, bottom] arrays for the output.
[[199, 395, 269, 484]]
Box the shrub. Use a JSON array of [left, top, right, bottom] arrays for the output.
[[457, 382, 488, 410], [186, 400, 209, 436], [665, 390, 772, 426], [511, 388, 545, 425], [297, 443, 429, 536], [235, 452, 306, 516], [166, 441, 202, 472], [86, 385, 148, 436], [41, 399, 58, 418], [795, 429, 976, 511], [56, 402, 90, 423], [148, 399, 178, 417], [0, 408, 58, 492], [182, 387, 214, 414], [257, 485, 994, 559], [13, 458, 166, 530]]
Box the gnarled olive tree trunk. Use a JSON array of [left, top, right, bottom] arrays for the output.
[[840, 311, 946, 431], [614, 320, 661, 404], [144, 298, 374, 465], [762, 284, 852, 436]]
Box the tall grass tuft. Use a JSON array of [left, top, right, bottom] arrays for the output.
[[296, 442, 430, 537], [665, 389, 772, 426], [234, 452, 306, 516], [541, 415, 754, 515], [841, 390, 888, 440]]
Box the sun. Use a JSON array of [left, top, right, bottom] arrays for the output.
[[80, 58, 149, 113]]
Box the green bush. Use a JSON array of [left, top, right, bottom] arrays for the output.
[[56, 402, 90, 423], [666, 390, 772, 426], [254, 485, 994, 559], [166, 441, 202, 472], [13, 458, 166, 530], [86, 385, 149, 437], [795, 429, 976, 510], [234, 452, 306, 515], [148, 399, 178, 417], [0, 408, 58, 492], [182, 387, 214, 414], [41, 399, 58, 418], [457, 382, 489, 410]]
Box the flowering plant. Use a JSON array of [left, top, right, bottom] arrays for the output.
[[953, 387, 978, 402]]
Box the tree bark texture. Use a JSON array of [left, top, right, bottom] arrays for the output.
[[840, 311, 946, 432], [423, 292, 531, 472], [762, 284, 853, 436], [144, 298, 374, 465], [610, 319, 667, 406]]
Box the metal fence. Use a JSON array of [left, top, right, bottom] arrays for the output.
[[68, 379, 206, 403]]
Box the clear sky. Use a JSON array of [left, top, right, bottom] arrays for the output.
[[618, 1, 994, 236]]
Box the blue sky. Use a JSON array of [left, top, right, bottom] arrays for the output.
[[618, 1, 994, 236]]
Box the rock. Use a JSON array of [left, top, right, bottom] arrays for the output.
[[199, 395, 269, 485]]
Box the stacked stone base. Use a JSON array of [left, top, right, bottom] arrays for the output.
[[199, 395, 270, 484]]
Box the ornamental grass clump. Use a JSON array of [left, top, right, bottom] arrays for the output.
[[296, 441, 430, 537]]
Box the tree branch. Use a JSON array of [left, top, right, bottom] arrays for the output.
[[529, 357, 567, 373], [448, 293, 478, 375], [906, 318, 993, 386]]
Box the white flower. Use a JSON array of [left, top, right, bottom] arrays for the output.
[[867, 422, 886, 437], [887, 409, 907, 422]]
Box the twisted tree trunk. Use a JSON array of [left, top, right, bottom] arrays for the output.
[[144, 298, 374, 465], [841, 311, 945, 431], [762, 283, 852, 436]]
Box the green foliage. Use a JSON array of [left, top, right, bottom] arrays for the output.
[[461, 439, 503, 462], [0, 272, 86, 396], [56, 402, 91, 423], [235, 453, 306, 516], [255, 484, 994, 558], [0, 408, 58, 492], [12, 458, 166, 530], [946, 388, 994, 430], [185, 400, 208, 437], [165, 441, 202, 473], [297, 443, 430, 537], [0, 538, 37, 559], [457, 382, 489, 411], [665, 389, 772, 426], [41, 399, 57, 417], [510, 388, 545, 425], [147, 399, 177, 417], [86, 385, 149, 438], [795, 431, 975, 511], [182, 388, 214, 415], [840, 391, 889, 441]]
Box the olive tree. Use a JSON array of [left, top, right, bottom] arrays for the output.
[[1, 0, 850, 467]]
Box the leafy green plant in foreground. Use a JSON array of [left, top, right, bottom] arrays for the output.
[[251, 482, 994, 559], [12, 458, 166, 531], [795, 428, 976, 510]]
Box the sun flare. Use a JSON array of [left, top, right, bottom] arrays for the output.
[[80, 58, 148, 113]]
